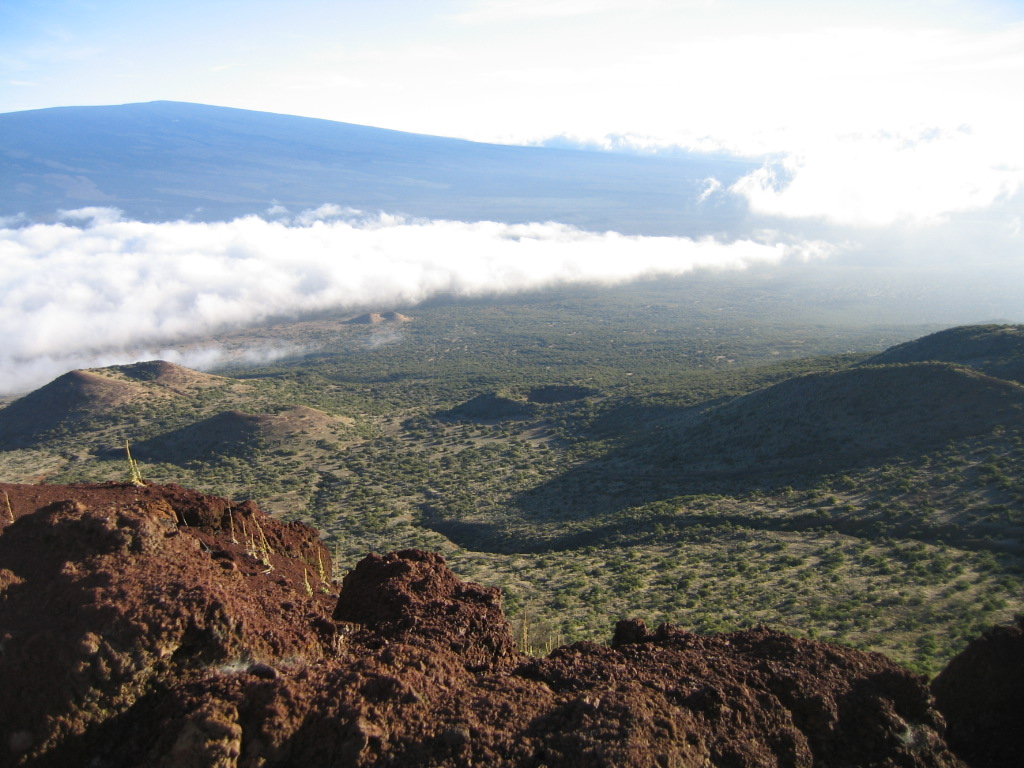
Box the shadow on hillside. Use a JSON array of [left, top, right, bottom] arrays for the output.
[[510, 451, 821, 523], [129, 413, 264, 464], [417, 506, 517, 552], [514, 362, 1024, 522]]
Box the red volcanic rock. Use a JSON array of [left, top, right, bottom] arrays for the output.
[[517, 619, 961, 767], [0, 482, 336, 767], [0, 482, 967, 767], [333, 549, 519, 670], [931, 616, 1024, 767]]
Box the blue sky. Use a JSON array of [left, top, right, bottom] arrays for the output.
[[1, 1, 1020, 144]]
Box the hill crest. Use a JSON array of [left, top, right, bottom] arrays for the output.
[[111, 359, 230, 392], [0, 361, 232, 449], [662, 361, 1024, 480], [345, 311, 413, 325], [865, 324, 1024, 384]]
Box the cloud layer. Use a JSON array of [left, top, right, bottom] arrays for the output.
[[729, 128, 1024, 227], [0, 208, 825, 395]]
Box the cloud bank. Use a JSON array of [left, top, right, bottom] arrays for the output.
[[729, 128, 1024, 227], [0, 208, 827, 395]]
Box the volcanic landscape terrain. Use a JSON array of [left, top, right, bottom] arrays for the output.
[[1, 479, 1021, 766], [2, 282, 1022, 680]]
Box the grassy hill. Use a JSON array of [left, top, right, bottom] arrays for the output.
[[442, 392, 536, 422], [0, 361, 257, 449], [651, 361, 1024, 481], [0, 369, 166, 449], [505, 361, 1024, 525], [112, 359, 231, 391]]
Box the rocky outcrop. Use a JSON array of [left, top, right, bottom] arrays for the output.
[[0, 482, 336, 767], [931, 615, 1024, 767], [333, 549, 519, 671], [0, 482, 971, 766], [517, 619, 961, 767]]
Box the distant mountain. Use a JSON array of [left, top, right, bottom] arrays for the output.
[[864, 324, 1024, 384], [0, 101, 756, 235]]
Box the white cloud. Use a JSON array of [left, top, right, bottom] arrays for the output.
[[730, 128, 1024, 227], [59, 206, 123, 225], [0, 208, 827, 395], [698, 178, 723, 204]]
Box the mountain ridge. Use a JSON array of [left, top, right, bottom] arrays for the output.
[[864, 324, 1024, 384], [0, 100, 755, 234]]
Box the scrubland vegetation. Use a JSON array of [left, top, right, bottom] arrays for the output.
[[1, 275, 1021, 675]]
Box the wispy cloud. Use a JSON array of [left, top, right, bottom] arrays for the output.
[[0, 208, 826, 395]]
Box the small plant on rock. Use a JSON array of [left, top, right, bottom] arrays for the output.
[[124, 440, 146, 487]]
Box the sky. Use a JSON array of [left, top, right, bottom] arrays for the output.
[[3, 1, 1022, 154], [1, 0, 1023, 392]]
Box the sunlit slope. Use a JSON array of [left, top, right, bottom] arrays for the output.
[[0, 101, 754, 234], [0, 361, 241, 450], [0, 369, 172, 449]]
